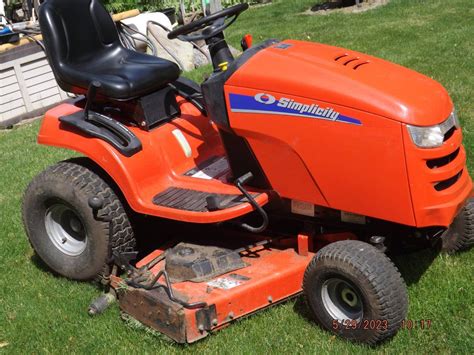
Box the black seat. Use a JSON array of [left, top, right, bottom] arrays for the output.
[[39, 0, 180, 100]]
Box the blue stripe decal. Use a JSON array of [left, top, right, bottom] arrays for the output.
[[229, 93, 362, 126]]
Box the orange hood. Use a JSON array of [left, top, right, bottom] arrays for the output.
[[227, 40, 453, 126]]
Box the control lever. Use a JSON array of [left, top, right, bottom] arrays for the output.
[[84, 81, 102, 120], [234, 172, 269, 233]]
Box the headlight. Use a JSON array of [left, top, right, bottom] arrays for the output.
[[451, 110, 460, 128], [407, 110, 459, 148]]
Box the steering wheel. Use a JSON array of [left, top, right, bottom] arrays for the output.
[[168, 3, 249, 42]]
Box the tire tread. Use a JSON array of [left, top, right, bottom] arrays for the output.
[[442, 199, 474, 254], [303, 240, 408, 345], [23, 159, 135, 280]]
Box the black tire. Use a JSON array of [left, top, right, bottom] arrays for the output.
[[22, 159, 136, 280], [441, 199, 474, 254], [303, 240, 408, 345]]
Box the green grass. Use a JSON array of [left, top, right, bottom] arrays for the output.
[[1, 0, 473, 353]]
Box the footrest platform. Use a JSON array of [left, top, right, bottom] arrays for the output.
[[152, 187, 259, 212]]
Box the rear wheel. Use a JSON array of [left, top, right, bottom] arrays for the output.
[[441, 199, 474, 254], [22, 159, 136, 280], [303, 240, 408, 345]]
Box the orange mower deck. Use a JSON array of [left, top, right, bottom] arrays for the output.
[[111, 232, 323, 343]]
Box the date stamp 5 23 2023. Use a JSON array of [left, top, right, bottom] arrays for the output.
[[333, 319, 433, 331]]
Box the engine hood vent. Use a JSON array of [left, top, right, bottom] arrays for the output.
[[335, 53, 370, 70]]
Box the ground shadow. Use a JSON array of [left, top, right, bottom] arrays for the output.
[[390, 245, 440, 286], [132, 214, 269, 261], [293, 295, 313, 323], [30, 253, 56, 276], [293, 245, 441, 330]]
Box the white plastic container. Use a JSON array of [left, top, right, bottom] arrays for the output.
[[0, 43, 69, 127]]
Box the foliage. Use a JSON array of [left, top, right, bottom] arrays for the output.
[[101, 0, 246, 12], [102, 0, 172, 12]]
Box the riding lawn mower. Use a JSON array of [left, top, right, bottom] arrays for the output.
[[22, 0, 473, 345]]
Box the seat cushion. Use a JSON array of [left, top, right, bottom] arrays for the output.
[[39, 0, 181, 100], [65, 47, 181, 100]]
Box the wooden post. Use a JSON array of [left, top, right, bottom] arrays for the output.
[[203, 0, 222, 15], [209, 0, 222, 14], [179, 0, 186, 24], [0, 0, 6, 24]]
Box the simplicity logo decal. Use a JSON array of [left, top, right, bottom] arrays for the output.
[[229, 93, 362, 125]]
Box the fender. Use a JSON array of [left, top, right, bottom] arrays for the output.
[[38, 103, 164, 215], [38, 102, 268, 223]]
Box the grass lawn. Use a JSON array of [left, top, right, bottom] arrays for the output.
[[1, 0, 473, 353]]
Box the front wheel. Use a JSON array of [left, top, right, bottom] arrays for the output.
[[22, 159, 136, 280], [441, 199, 474, 254], [303, 240, 408, 345]]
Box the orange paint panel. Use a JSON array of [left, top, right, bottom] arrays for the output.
[[225, 86, 415, 226], [297, 234, 309, 256], [402, 126, 472, 227], [227, 40, 453, 126], [38, 101, 268, 223], [171, 248, 314, 342], [136, 250, 165, 269], [37, 39, 471, 229]]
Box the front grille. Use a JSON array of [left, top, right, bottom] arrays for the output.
[[434, 170, 463, 191], [443, 127, 456, 142], [427, 148, 460, 169], [405, 117, 470, 227]]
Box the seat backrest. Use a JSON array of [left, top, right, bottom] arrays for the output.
[[39, 0, 120, 91]]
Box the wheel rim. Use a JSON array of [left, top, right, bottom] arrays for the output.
[[44, 203, 87, 256], [321, 278, 363, 321]]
